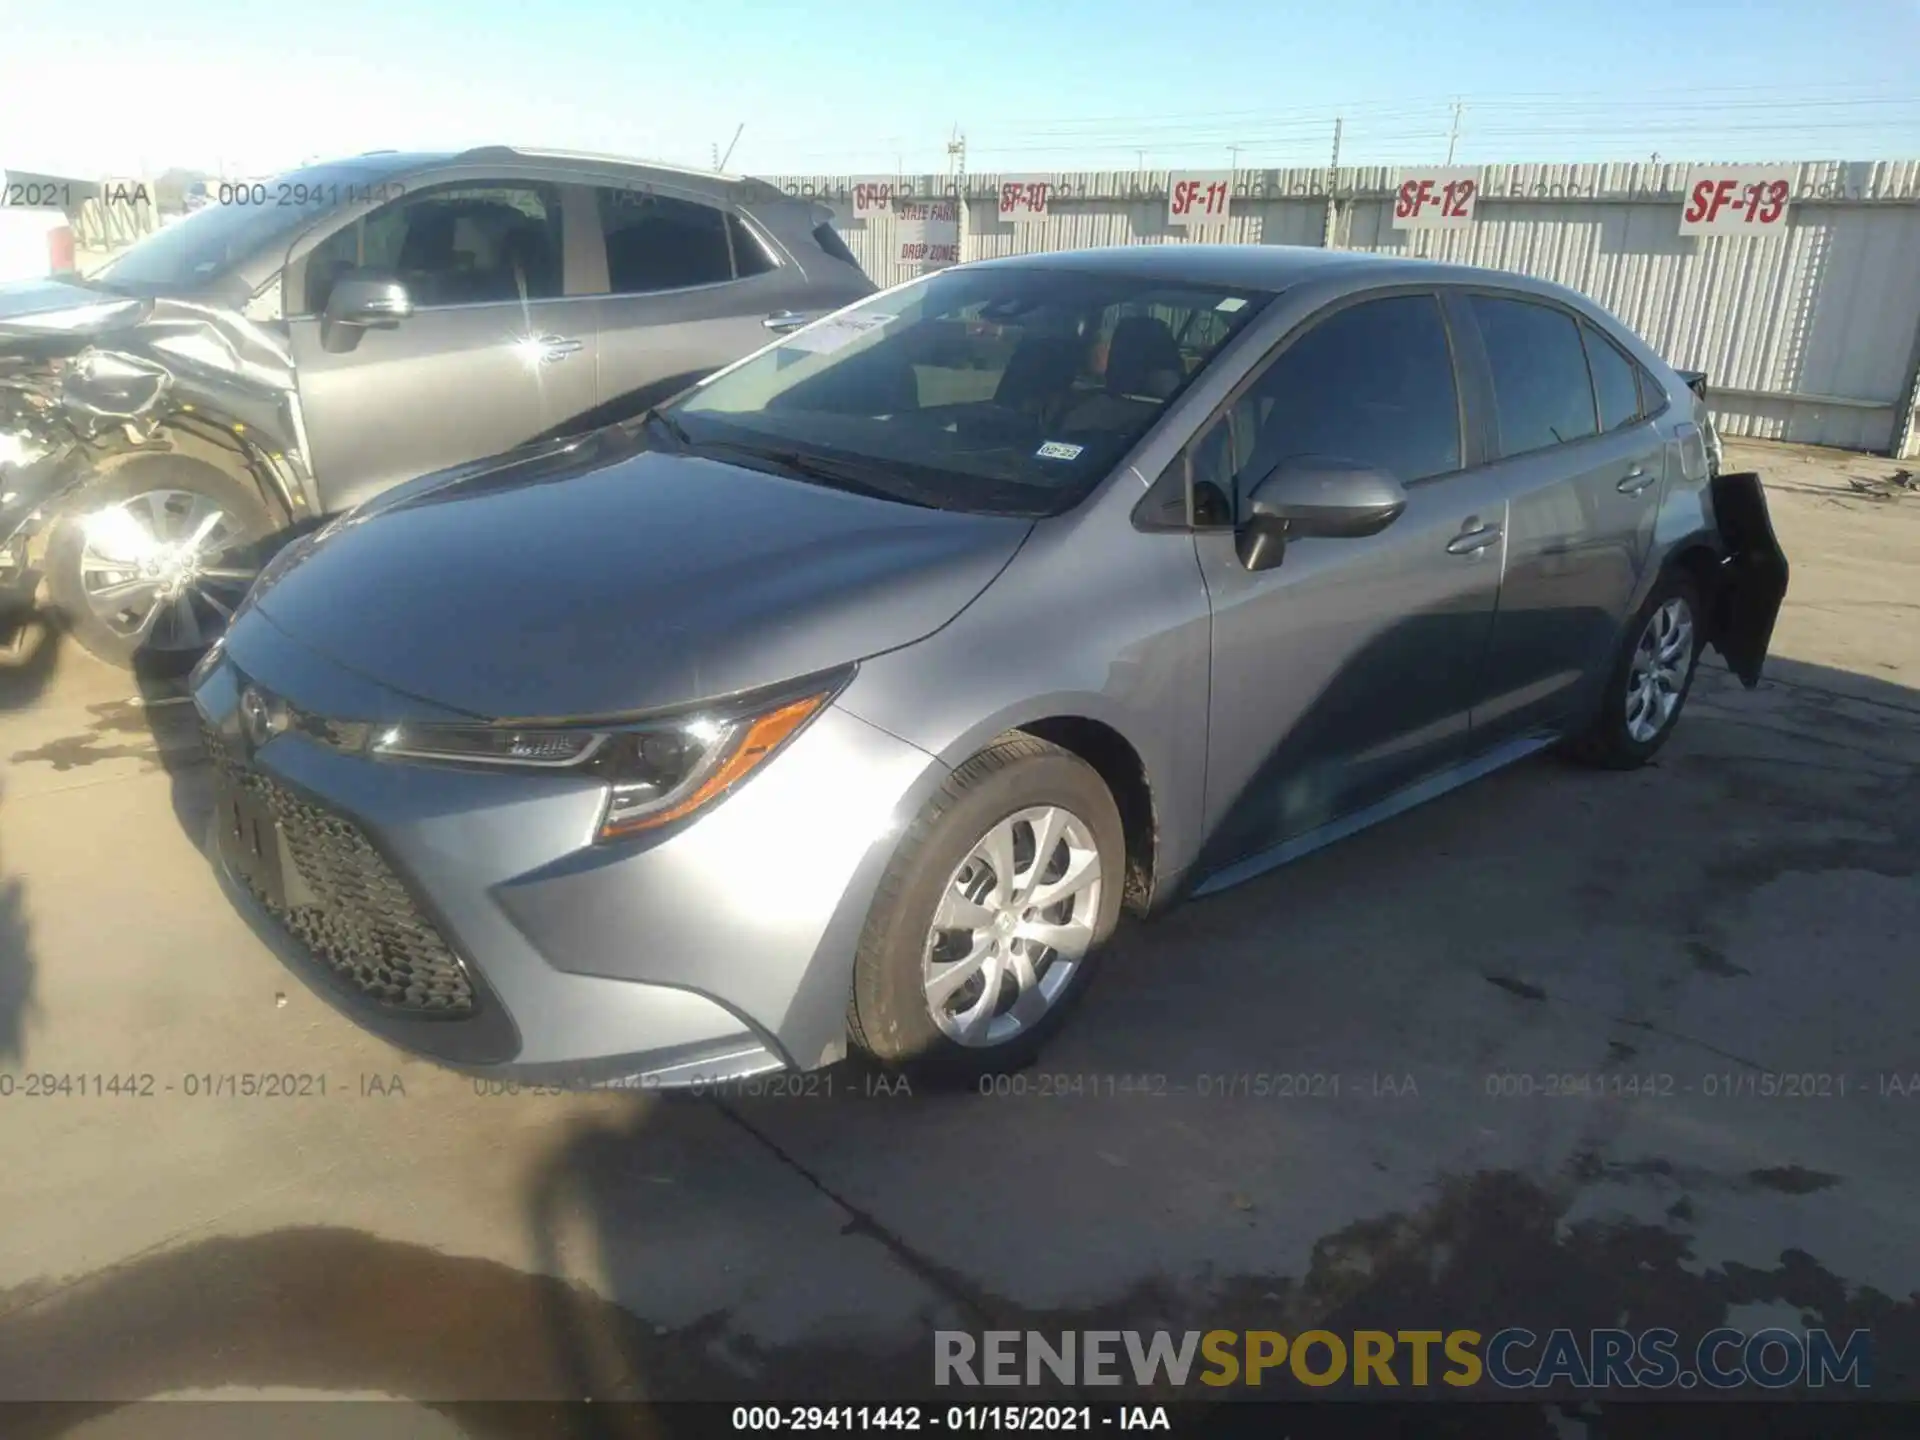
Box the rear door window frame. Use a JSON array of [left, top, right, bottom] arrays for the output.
[[579, 180, 783, 299], [1452, 287, 1605, 461]]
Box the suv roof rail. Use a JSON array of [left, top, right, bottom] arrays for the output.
[[450, 145, 794, 205]]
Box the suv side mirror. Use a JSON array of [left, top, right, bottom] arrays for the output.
[[324, 273, 413, 329], [1236, 456, 1408, 572]]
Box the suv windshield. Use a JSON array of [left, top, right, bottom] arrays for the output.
[[670, 266, 1269, 517], [95, 163, 406, 296]]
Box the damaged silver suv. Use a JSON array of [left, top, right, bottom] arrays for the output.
[[0, 147, 872, 667]]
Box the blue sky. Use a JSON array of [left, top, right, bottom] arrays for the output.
[[2, 0, 1917, 178]]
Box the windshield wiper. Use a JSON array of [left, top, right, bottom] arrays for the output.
[[639, 406, 692, 447], [702, 441, 925, 507]]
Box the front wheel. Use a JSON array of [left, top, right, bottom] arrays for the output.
[[1563, 571, 1705, 769], [848, 735, 1125, 1081], [44, 453, 277, 671]]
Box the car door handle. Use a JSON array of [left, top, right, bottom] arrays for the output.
[[535, 335, 583, 363], [1617, 466, 1659, 495], [763, 310, 810, 333], [1446, 522, 1502, 555]]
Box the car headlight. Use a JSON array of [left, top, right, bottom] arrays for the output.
[[367, 676, 843, 841]]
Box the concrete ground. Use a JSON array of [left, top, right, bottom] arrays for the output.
[[0, 439, 1915, 1430]]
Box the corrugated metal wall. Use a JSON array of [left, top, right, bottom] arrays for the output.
[[764, 162, 1920, 457]]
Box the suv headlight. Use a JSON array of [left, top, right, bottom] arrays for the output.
[[368, 675, 844, 841]]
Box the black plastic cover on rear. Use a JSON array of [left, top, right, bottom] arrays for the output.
[[1709, 471, 1790, 688]]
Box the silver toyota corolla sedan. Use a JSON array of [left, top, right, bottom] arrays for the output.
[[191, 245, 1788, 1088]]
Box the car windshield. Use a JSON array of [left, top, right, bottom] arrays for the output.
[[94, 163, 399, 295], [669, 266, 1270, 517]]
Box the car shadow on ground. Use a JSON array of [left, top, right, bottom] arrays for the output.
[[0, 637, 1914, 1428]]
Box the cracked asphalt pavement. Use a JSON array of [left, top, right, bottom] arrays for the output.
[[0, 439, 1915, 1430]]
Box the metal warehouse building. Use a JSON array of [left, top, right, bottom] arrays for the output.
[[769, 160, 1920, 459]]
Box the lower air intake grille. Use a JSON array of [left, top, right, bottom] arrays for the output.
[[203, 724, 475, 1015]]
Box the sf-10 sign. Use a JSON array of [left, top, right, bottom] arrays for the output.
[[1392, 168, 1479, 229], [1168, 173, 1231, 228], [998, 176, 1052, 224], [1679, 166, 1795, 236]]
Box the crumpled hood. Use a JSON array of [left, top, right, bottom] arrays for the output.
[[0, 277, 147, 336], [250, 431, 1032, 720]]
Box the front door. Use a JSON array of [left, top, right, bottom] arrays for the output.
[[287, 177, 598, 513], [1191, 291, 1508, 880]]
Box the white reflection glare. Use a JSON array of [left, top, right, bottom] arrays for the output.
[[511, 334, 548, 373], [684, 716, 726, 745]]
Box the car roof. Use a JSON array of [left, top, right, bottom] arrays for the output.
[[967, 243, 1424, 291], [968, 243, 1607, 316]]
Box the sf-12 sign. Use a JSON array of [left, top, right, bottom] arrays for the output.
[[1168, 173, 1231, 228], [1392, 168, 1480, 229], [849, 178, 897, 220], [1679, 165, 1795, 237], [896, 201, 961, 267], [997, 175, 1052, 223]]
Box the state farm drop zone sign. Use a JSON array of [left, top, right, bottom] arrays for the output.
[[896, 201, 961, 268]]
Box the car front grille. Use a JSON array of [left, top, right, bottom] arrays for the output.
[[202, 723, 476, 1016]]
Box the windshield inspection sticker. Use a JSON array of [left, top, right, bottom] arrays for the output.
[[785, 314, 894, 356], [1036, 441, 1084, 461], [1215, 296, 1248, 312]]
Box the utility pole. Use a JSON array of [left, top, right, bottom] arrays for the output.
[[716, 123, 744, 172], [1227, 143, 1241, 174], [1323, 117, 1343, 249], [1445, 100, 1464, 165], [1136, 148, 1146, 173]]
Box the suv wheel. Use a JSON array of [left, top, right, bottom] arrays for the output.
[[848, 735, 1124, 1081], [45, 453, 276, 671], [1563, 570, 1704, 769]]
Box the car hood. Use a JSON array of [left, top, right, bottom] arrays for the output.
[[249, 431, 1033, 720], [0, 277, 148, 337]]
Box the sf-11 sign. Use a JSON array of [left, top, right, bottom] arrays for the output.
[[998, 176, 1051, 224], [1168, 173, 1231, 228], [1392, 168, 1479, 230], [1679, 165, 1795, 237]]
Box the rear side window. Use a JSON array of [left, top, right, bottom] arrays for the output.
[[1469, 295, 1598, 456], [595, 189, 734, 293], [729, 214, 774, 277], [1214, 293, 1462, 495], [1582, 322, 1644, 432]]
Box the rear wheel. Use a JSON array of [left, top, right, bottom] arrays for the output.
[[848, 735, 1124, 1082], [44, 453, 277, 671], [1563, 570, 1704, 769]]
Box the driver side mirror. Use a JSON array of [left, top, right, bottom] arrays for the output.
[[324, 273, 413, 329], [1235, 456, 1408, 572]]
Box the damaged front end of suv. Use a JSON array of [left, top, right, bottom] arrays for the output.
[[0, 287, 315, 664]]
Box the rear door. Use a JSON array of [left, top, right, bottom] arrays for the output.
[[573, 182, 812, 419], [1453, 291, 1661, 742], [1192, 289, 1510, 878], [286, 173, 598, 513]]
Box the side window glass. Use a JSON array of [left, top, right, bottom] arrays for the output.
[[1229, 293, 1461, 501], [1583, 322, 1643, 432], [303, 182, 562, 314], [728, 214, 775, 278], [1636, 364, 1669, 418], [1468, 295, 1598, 455], [596, 188, 735, 293]]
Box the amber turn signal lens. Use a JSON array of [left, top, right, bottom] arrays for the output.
[[598, 691, 829, 838]]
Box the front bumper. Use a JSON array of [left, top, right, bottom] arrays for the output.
[[193, 615, 941, 1088]]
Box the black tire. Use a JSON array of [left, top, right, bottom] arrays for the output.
[[44, 452, 278, 672], [848, 734, 1125, 1083], [1562, 569, 1705, 770]]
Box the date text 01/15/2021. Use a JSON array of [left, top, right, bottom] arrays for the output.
[[732, 1406, 1168, 1432]]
